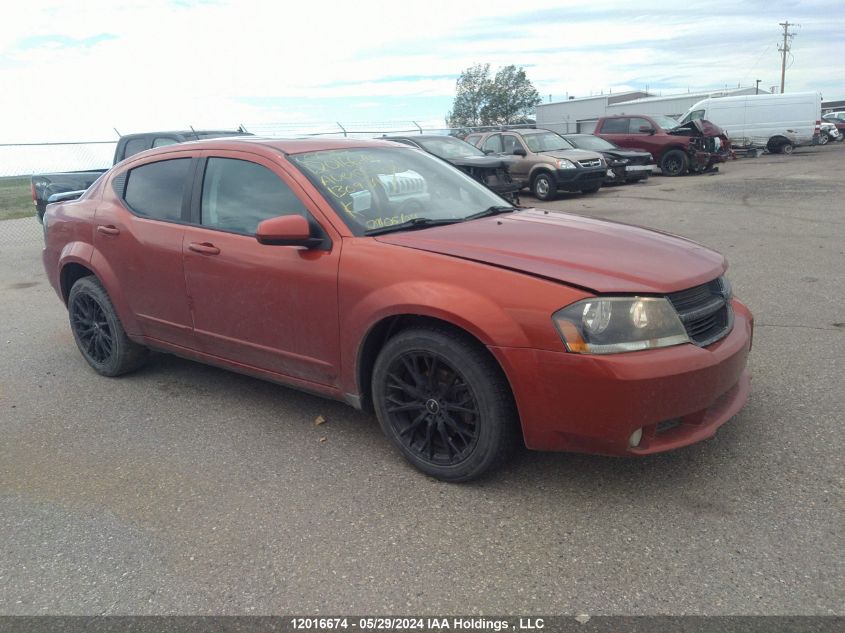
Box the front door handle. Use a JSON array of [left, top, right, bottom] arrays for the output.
[[97, 225, 120, 236], [188, 242, 220, 255]]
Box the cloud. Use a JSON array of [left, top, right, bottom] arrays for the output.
[[0, 0, 842, 142]]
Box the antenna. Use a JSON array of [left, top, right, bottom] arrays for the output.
[[113, 128, 122, 138], [778, 20, 799, 93], [189, 125, 200, 140]]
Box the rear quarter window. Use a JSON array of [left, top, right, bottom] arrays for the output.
[[123, 158, 191, 221]]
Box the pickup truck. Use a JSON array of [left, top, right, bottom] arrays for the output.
[[594, 115, 730, 177], [31, 129, 251, 221]]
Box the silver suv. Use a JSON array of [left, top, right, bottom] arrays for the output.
[[466, 129, 607, 201]]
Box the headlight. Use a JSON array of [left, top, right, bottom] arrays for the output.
[[553, 297, 690, 354], [556, 158, 576, 169]]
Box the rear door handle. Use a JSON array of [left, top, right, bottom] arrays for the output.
[[188, 242, 220, 255], [97, 225, 120, 236]]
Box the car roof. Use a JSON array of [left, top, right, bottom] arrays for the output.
[[383, 135, 462, 141], [141, 136, 406, 157]]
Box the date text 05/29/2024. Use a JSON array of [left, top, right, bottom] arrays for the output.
[[290, 617, 547, 631]]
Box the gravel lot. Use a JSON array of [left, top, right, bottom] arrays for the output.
[[0, 144, 843, 616]]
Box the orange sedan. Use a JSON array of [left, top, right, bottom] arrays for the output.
[[42, 137, 752, 481]]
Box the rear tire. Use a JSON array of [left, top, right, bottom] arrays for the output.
[[780, 142, 795, 154], [68, 276, 148, 377], [660, 150, 689, 176], [372, 327, 518, 482], [819, 133, 829, 145], [531, 172, 557, 201]]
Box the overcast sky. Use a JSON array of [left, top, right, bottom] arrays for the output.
[[1, 0, 842, 143]]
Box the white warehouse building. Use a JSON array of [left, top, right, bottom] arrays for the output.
[[536, 87, 770, 134]]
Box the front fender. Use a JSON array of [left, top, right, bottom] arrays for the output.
[[337, 240, 587, 399]]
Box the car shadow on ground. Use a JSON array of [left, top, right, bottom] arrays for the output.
[[135, 350, 749, 500]]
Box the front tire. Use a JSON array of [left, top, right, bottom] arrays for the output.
[[68, 276, 148, 377], [372, 327, 518, 482], [531, 172, 557, 201], [660, 150, 689, 176]]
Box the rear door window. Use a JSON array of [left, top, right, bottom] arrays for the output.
[[123, 158, 191, 221], [200, 158, 307, 235], [464, 134, 482, 146], [600, 118, 628, 134], [629, 118, 653, 133]]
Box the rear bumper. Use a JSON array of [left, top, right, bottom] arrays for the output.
[[553, 167, 607, 191], [490, 300, 753, 456]]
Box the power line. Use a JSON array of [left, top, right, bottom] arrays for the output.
[[778, 20, 799, 93]]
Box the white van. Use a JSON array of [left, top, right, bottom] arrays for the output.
[[680, 92, 822, 154]]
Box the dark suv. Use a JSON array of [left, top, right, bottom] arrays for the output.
[[466, 129, 607, 200]]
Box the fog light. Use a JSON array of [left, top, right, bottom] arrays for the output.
[[629, 427, 643, 448]]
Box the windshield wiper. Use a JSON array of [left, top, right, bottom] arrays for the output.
[[462, 205, 518, 221], [365, 217, 461, 236]]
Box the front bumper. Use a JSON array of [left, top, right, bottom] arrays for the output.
[[490, 299, 753, 456], [554, 167, 607, 191]]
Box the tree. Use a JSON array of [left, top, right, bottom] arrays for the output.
[[446, 64, 541, 128], [446, 64, 491, 128], [484, 65, 542, 125]]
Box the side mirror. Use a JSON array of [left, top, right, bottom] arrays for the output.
[[256, 214, 318, 247], [639, 126, 656, 135], [512, 147, 527, 156]]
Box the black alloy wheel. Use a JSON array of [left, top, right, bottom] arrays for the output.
[[71, 293, 114, 365], [661, 149, 689, 177], [372, 327, 518, 481], [382, 351, 480, 466], [68, 276, 148, 376]]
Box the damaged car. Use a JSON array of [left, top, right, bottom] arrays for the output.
[[563, 134, 653, 184], [385, 135, 520, 204], [594, 115, 731, 177]]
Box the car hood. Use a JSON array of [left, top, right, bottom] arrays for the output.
[[446, 155, 512, 169], [539, 148, 604, 162], [669, 119, 726, 138], [375, 209, 726, 294]]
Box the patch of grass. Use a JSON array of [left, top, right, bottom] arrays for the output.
[[0, 176, 35, 221]]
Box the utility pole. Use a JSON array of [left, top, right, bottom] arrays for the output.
[[778, 20, 798, 94]]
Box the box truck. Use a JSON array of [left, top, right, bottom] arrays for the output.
[[679, 92, 822, 154]]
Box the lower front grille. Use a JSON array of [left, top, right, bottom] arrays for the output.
[[667, 277, 733, 347]]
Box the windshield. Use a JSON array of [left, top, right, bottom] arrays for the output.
[[290, 147, 508, 235], [522, 132, 575, 152], [416, 136, 485, 159], [651, 115, 680, 130], [568, 135, 615, 151]]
